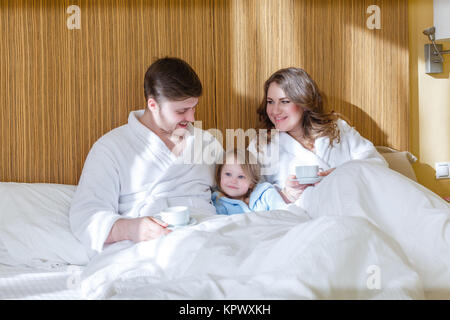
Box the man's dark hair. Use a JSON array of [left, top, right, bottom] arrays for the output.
[[144, 57, 202, 103]]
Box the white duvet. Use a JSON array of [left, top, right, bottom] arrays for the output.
[[300, 160, 450, 298], [79, 160, 450, 300], [80, 211, 423, 299]]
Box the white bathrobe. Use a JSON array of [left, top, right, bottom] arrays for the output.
[[249, 119, 388, 207], [69, 110, 223, 255]]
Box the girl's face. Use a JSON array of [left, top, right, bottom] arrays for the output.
[[266, 82, 303, 133], [220, 160, 253, 200]]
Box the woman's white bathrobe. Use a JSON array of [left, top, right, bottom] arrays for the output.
[[249, 119, 388, 208], [69, 110, 223, 255]]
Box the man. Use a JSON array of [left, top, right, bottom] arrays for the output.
[[69, 57, 222, 256]]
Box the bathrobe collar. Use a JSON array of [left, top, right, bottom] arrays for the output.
[[128, 109, 195, 160], [278, 131, 332, 170]]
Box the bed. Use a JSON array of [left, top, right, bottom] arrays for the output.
[[0, 149, 449, 300]]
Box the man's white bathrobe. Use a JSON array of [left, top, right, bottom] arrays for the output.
[[69, 110, 223, 255], [249, 119, 388, 208]]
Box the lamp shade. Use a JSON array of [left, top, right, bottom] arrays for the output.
[[434, 0, 450, 41]]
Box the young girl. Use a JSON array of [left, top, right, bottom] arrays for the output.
[[212, 148, 288, 215]]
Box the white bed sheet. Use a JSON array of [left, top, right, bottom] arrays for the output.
[[0, 260, 82, 299]]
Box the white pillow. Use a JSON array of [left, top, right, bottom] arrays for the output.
[[375, 146, 418, 182], [0, 182, 90, 267]]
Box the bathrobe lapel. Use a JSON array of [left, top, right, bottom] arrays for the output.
[[279, 132, 332, 171], [126, 118, 219, 217]]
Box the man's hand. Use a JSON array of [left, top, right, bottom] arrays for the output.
[[106, 216, 171, 244]]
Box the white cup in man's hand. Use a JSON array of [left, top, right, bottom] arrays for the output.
[[159, 206, 190, 226]]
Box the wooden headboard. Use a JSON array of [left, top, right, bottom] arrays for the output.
[[0, 0, 408, 185]]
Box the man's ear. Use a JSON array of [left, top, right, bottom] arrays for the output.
[[147, 97, 159, 112]]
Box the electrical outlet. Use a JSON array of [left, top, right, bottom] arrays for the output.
[[435, 162, 450, 179]]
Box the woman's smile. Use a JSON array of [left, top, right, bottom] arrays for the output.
[[274, 116, 288, 123]]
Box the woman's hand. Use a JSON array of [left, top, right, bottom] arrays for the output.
[[281, 175, 313, 203], [106, 216, 171, 244], [318, 168, 335, 177], [314, 168, 336, 186]]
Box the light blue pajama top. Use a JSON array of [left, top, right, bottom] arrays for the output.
[[212, 182, 287, 215]]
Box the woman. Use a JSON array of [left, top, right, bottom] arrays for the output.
[[249, 67, 387, 204], [249, 68, 450, 294]]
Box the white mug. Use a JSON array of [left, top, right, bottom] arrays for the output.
[[295, 165, 322, 179], [159, 206, 190, 226]]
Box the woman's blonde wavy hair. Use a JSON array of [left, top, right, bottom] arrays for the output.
[[257, 68, 342, 146]]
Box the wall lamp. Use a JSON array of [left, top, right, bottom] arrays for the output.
[[423, 26, 450, 74], [423, 1, 450, 74]]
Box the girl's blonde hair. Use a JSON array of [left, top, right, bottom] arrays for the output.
[[215, 148, 261, 198]]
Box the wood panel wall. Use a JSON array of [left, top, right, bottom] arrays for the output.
[[0, 0, 409, 185]]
